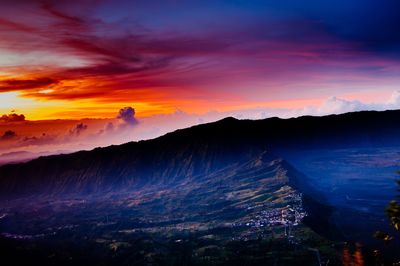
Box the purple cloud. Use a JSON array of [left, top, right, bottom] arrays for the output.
[[117, 107, 138, 126]]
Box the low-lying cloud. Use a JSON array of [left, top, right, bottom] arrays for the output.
[[296, 90, 400, 117], [69, 123, 88, 136], [22, 133, 58, 146]]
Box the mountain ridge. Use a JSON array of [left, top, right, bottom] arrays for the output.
[[2, 110, 396, 264], [1, 109, 400, 199]]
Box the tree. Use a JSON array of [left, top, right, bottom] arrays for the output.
[[374, 177, 400, 243]]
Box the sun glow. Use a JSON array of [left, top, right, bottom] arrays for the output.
[[38, 89, 54, 94], [0, 91, 69, 120], [0, 91, 41, 109]]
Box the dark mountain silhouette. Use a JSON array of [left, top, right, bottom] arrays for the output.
[[1, 109, 400, 199]]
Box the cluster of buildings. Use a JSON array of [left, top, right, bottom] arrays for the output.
[[232, 192, 307, 241]]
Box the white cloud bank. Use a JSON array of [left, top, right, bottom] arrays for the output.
[[301, 91, 400, 117], [131, 90, 400, 142]]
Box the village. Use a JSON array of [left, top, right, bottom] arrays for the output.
[[231, 192, 307, 241]]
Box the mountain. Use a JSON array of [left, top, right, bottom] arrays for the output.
[[1, 110, 400, 265], [1, 109, 400, 198]]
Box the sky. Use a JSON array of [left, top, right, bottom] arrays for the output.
[[1, 0, 400, 162]]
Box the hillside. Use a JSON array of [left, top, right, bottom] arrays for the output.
[[1, 110, 400, 198], [1, 110, 400, 264]]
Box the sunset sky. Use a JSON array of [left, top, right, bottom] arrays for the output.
[[1, 0, 400, 161]]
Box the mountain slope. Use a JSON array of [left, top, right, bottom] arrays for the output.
[[1, 109, 400, 199], [2, 110, 398, 264], [0, 151, 339, 265]]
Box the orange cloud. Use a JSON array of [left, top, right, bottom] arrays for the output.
[[0, 77, 59, 92], [0, 113, 25, 122]]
